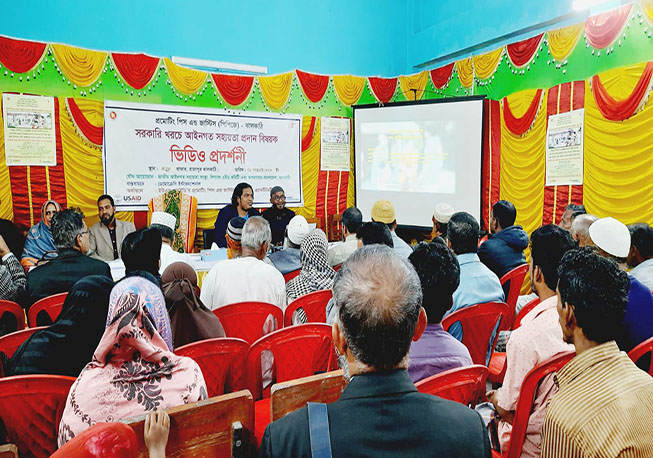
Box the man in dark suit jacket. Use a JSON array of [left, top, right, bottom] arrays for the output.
[[26, 209, 112, 320], [259, 245, 491, 458]]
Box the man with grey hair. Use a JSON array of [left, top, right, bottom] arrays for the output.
[[260, 245, 491, 457], [200, 216, 285, 312], [25, 209, 111, 317], [570, 213, 598, 246]]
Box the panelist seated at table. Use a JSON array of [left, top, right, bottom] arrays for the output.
[[213, 182, 259, 248], [150, 212, 193, 274], [89, 194, 136, 262], [262, 186, 295, 247]]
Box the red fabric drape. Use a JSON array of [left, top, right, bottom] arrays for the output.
[[481, 100, 502, 231], [585, 3, 632, 49], [0, 36, 47, 73], [302, 116, 317, 152], [67, 98, 103, 146], [502, 89, 544, 135], [111, 53, 159, 90], [315, 118, 350, 221], [430, 63, 455, 89], [211, 74, 254, 107], [542, 81, 585, 225], [506, 34, 543, 68], [9, 98, 67, 230], [590, 61, 653, 121], [296, 70, 329, 103], [368, 77, 397, 103]]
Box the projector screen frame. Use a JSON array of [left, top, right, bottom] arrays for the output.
[[352, 95, 487, 232]]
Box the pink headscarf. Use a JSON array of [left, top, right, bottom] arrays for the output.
[[58, 276, 207, 447]]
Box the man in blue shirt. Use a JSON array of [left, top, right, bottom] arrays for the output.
[[445, 211, 505, 341]]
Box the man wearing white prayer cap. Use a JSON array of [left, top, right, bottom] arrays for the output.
[[587, 216, 653, 353], [150, 211, 194, 274], [269, 215, 310, 274], [432, 203, 454, 242]]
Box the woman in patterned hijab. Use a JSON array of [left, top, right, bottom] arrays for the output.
[[58, 276, 207, 447], [286, 229, 336, 302]]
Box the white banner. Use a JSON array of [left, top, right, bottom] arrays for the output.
[[2, 94, 56, 166], [546, 108, 584, 186], [103, 100, 303, 210], [320, 116, 351, 171]]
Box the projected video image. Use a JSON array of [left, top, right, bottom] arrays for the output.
[[359, 120, 456, 193]]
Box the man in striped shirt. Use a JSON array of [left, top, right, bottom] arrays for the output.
[[541, 248, 653, 457]]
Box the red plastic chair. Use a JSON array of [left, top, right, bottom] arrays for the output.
[[333, 263, 343, 272], [442, 301, 512, 366], [488, 296, 541, 384], [213, 302, 283, 344], [628, 336, 653, 376], [175, 337, 250, 397], [0, 374, 76, 457], [283, 269, 301, 283], [499, 264, 529, 314], [50, 422, 138, 458], [0, 326, 47, 359], [284, 289, 333, 326], [0, 300, 26, 332], [415, 365, 489, 408], [27, 292, 67, 327], [499, 351, 574, 458]]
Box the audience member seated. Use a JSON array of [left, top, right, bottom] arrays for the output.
[[558, 203, 586, 231], [225, 216, 246, 259], [627, 222, 653, 290], [541, 248, 653, 457], [431, 202, 454, 242], [121, 227, 163, 284], [259, 245, 490, 457], [0, 213, 25, 259], [201, 216, 285, 312], [89, 194, 136, 261], [269, 215, 309, 274], [3, 275, 114, 377], [478, 200, 528, 278], [327, 206, 362, 266], [20, 199, 61, 268], [0, 234, 26, 303], [25, 209, 111, 313], [161, 262, 225, 348], [262, 186, 295, 247], [587, 217, 653, 352], [58, 276, 207, 446], [445, 211, 505, 341], [150, 211, 193, 274], [213, 182, 259, 248], [487, 225, 575, 457], [569, 213, 597, 246], [407, 239, 472, 383], [371, 200, 413, 257]]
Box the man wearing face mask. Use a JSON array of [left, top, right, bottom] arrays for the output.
[[89, 194, 136, 261]]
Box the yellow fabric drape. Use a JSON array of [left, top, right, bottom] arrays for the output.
[[548, 23, 584, 62], [51, 44, 107, 87], [472, 48, 503, 80], [456, 58, 474, 88], [294, 116, 321, 219], [257, 72, 293, 110], [332, 75, 365, 106], [643, 0, 653, 22], [0, 104, 13, 220], [163, 58, 207, 95], [399, 71, 428, 100], [584, 80, 653, 225]]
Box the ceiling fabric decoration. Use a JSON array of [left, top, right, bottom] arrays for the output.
[[163, 58, 207, 95], [51, 44, 107, 87], [332, 75, 366, 106], [302, 116, 317, 151], [258, 72, 293, 110], [65, 98, 103, 146], [456, 58, 474, 88], [472, 48, 504, 80], [295, 70, 329, 103], [548, 23, 584, 62], [644, 0, 653, 22], [399, 71, 428, 100], [111, 53, 159, 90], [367, 76, 398, 103], [211, 73, 254, 107], [502, 88, 544, 136], [584, 3, 632, 49], [429, 63, 455, 89], [590, 61, 653, 121], [0, 36, 47, 74], [506, 34, 544, 68]]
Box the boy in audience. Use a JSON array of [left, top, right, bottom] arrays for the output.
[[487, 225, 574, 457], [260, 245, 490, 457], [407, 240, 472, 382], [627, 222, 653, 289], [327, 206, 362, 266], [541, 247, 653, 457], [478, 200, 528, 278], [225, 217, 245, 259]]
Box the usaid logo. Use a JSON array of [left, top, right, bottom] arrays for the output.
[[123, 195, 141, 202]]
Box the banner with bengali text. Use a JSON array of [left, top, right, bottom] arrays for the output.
[[103, 100, 302, 210]]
